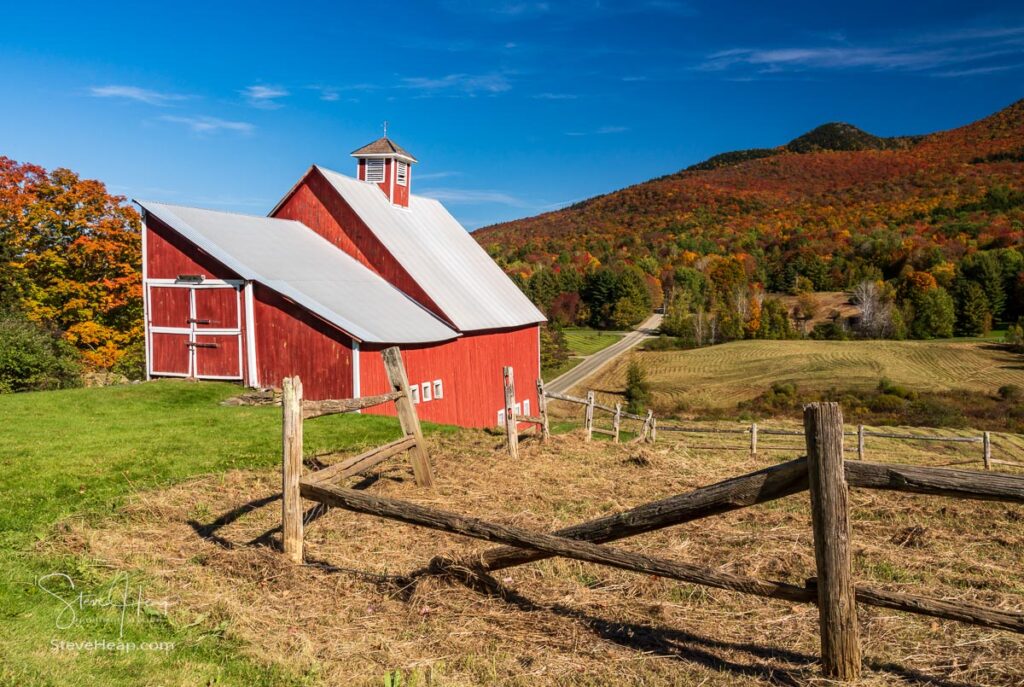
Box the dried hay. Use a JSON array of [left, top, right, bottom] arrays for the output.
[[55, 429, 1024, 686]]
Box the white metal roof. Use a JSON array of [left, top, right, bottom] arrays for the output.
[[136, 200, 459, 345], [314, 166, 546, 332]]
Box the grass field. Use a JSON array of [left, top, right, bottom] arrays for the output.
[[585, 338, 1024, 411], [0, 381, 452, 687], [562, 327, 624, 356]]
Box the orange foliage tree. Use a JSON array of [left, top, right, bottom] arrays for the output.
[[0, 157, 142, 369]]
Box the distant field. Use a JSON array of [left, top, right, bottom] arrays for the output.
[[562, 327, 624, 356], [585, 338, 1024, 410]]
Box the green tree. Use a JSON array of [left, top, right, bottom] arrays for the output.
[[909, 287, 955, 339], [624, 359, 650, 414], [0, 309, 81, 393], [758, 298, 794, 339], [952, 280, 991, 336]]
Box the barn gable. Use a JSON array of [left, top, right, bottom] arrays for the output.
[[137, 201, 458, 345], [271, 164, 546, 333]]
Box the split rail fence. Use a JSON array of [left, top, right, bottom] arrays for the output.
[[280, 346, 436, 564], [656, 421, 1020, 471], [282, 397, 1024, 681]]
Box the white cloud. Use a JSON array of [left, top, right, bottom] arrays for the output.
[[89, 85, 189, 106], [401, 72, 512, 95], [566, 125, 629, 136], [417, 187, 528, 206], [160, 115, 254, 135], [242, 84, 289, 108], [414, 171, 462, 181], [533, 92, 578, 100]]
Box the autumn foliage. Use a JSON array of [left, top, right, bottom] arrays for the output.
[[0, 157, 142, 369], [477, 99, 1024, 339]]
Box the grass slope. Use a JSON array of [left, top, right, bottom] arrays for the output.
[[0, 380, 448, 687], [562, 327, 624, 356], [587, 339, 1024, 411]]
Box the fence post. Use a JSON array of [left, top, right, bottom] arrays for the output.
[[650, 417, 657, 444], [536, 378, 550, 441], [857, 425, 865, 461], [803, 402, 861, 681], [641, 409, 653, 443], [282, 376, 304, 564], [613, 403, 622, 443], [584, 391, 595, 441], [504, 367, 519, 459], [382, 347, 435, 488], [983, 432, 992, 470], [750, 422, 758, 456]]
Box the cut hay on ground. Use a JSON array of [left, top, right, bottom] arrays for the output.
[[58, 431, 1024, 686]]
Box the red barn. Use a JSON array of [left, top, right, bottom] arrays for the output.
[[138, 136, 545, 428]]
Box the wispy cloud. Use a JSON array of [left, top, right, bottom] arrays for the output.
[[401, 72, 512, 95], [160, 115, 254, 135], [697, 24, 1024, 77], [417, 187, 528, 206], [933, 62, 1024, 78], [566, 125, 629, 136], [441, 0, 695, 20], [89, 85, 190, 106], [241, 84, 289, 108], [415, 171, 462, 181], [533, 92, 578, 100]]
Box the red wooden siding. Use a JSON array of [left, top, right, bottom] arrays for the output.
[[146, 216, 240, 280], [151, 332, 190, 375], [360, 325, 540, 428], [194, 333, 242, 377], [251, 284, 355, 400], [392, 162, 409, 207], [149, 286, 190, 327], [272, 168, 450, 326]]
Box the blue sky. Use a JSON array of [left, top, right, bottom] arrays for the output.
[[1, 1, 1022, 229]]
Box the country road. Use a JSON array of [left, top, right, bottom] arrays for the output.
[[546, 313, 663, 395]]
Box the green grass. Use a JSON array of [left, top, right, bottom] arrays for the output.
[[0, 380, 451, 686], [561, 327, 624, 356], [541, 357, 583, 382]]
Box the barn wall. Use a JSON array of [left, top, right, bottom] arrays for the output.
[[252, 284, 355, 400], [360, 324, 540, 428], [144, 218, 252, 385], [272, 168, 449, 325]]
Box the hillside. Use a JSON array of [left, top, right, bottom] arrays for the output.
[[476, 99, 1024, 294]]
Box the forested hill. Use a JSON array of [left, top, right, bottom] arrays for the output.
[[475, 98, 1024, 296]]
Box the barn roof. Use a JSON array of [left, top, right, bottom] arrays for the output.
[[136, 200, 459, 345], [312, 166, 547, 332], [350, 137, 417, 162]]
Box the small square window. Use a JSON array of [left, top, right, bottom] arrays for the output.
[[433, 380, 443, 399], [365, 158, 385, 183], [410, 385, 420, 404], [421, 382, 431, 402], [497, 409, 505, 427]]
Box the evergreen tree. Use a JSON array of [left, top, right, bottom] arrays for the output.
[[953, 280, 991, 336]]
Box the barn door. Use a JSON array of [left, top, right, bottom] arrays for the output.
[[147, 283, 243, 380]]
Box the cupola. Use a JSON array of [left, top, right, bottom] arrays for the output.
[[351, 135, 417, 208]]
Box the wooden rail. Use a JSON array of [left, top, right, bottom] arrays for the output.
[[543, 388, 654, 443], [302, 391, 403, 419]]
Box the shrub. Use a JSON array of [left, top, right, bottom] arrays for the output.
[[111, 340, 147, 380], [624, 360, 650, 414], [998, 384, 1022, 402], [905, 397, 966, 428], [877, 377, 916, 400], [0, 311, 81, 393], [868, 394, 907, 413]]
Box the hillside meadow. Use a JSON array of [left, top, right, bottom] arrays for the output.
[[584, 338, 1024, 412]]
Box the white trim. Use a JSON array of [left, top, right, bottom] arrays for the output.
[[244, 282, 259, 388], [421, 381, 431, 402], [351, 152, 417, 164], [433, 379, 443, 400], [352, 340, 361, 405], [141, 218, 151, 381], [395, 160, 408, 187], [388, 159, 395, 203], [145, 278, 244, 287]]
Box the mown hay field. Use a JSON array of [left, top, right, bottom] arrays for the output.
[[59, 428, 1024, 687], [585, 339, 1024, 411]]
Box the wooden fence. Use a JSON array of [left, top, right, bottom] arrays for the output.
[[542, 389, 655, 443], [655, 421, 1018, 470], [289, 401, 1024, 681], [280, 346, 435, 563]]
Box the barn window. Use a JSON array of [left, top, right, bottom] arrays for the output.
[[410, 385, 420, 404], [433, 380, 443, 399], [523, 399, 530, 416], [395, 161, 408, 186], [365, 158, 385, 183], [497, 409, 505, 427], [421, 382, 431, 402], [514, 403, 522, 416]]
